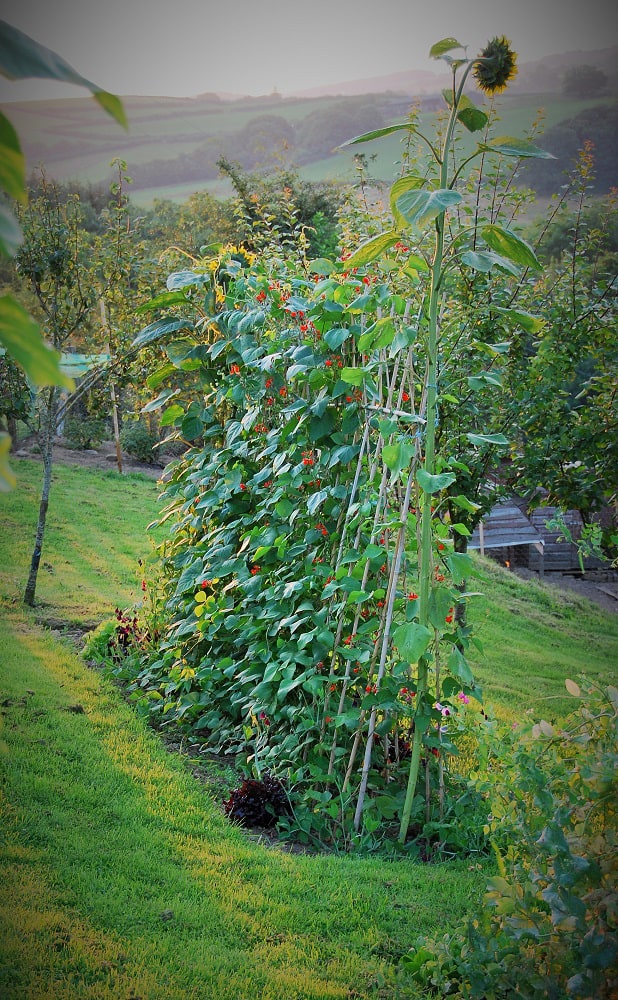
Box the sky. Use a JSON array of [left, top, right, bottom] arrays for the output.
[[0, 0, 617, 103]]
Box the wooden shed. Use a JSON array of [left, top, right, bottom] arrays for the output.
[[468, 499, 605, 574], [468, 501, 545, 575]]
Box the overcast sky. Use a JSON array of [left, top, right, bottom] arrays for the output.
[[0, 0, 617, 102]]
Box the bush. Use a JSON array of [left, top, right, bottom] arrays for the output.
[[63, 415, 108, 450], [82, 609, 147, 666], [403, 678, 618, 998], [120, 420, 158, 463]]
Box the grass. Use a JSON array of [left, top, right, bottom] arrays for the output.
[[467, 558, 618, 718], [0, 458, 165, 622], [1, 457, 616, 997], [1, 611, 483, 998]]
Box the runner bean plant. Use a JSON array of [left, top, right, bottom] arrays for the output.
[[132, 36, 552, 849]]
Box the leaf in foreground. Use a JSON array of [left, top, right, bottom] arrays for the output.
[[0, 294, 73, 388], [0, 432, 16, 491], [0, 19, 127, 128]]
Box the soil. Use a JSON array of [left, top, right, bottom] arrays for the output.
[[13, 436, 618, 616], [13, 436, 175, 480], [511, 567, 618, 616]]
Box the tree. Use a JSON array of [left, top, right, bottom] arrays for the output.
[[562, 64, 608, 98], [228, 114, 296, 170], [505, 164, 618, 550], [217, 157, 344, 256], [0, 353, 31, 444], [538, 194, 618, 274], [85, 161, 173, 467], [0, 18, 125, 489], [297, 98, 386, 163], [156, 190, 237, 258], [14, 180, 97, 605], [517, 104, 618, 195]]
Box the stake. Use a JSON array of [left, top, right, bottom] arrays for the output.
[[100, 298, 123, 474]]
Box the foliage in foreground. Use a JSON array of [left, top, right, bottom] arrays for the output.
[[404, 679, 618, 999]]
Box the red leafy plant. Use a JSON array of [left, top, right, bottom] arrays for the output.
[[224, 773, 291, 828]]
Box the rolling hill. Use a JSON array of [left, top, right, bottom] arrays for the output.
[[2, 44, 615, 205]]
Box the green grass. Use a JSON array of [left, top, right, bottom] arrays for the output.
[[0, 610, 483, 999], [1, 458, 616, 997], [0, 458, 165, 623], [467, 558, 618, 718]]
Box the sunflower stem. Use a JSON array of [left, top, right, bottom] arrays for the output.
[[397, 58, 474, 846]]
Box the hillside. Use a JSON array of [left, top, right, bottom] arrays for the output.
[[4, 92, 612, 205], [288, 44, 618, 99]]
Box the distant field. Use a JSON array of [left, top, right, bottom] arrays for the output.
[[3, 89, 612, 203]]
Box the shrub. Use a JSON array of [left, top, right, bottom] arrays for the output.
[[83, 608, 147, 665], [120, 420, 158, 463], [63, 415, 108, 449], [403, 678, 618, 998]]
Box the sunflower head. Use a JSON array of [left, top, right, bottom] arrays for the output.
[[473, 36, 517, 94]]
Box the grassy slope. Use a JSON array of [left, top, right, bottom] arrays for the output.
[[467, 558, 617, 718], [1, 617, 488, 999], [0, 459, 164, 622], [2, 459, 615, 713], [1, 459, 487, 999], [0, 460, 616, 998]]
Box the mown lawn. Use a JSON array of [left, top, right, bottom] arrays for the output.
[[1, 458, 616, 998], [465, 557, 618, 718], [1, 613, 488, 999], [0, 459, 165, 622]]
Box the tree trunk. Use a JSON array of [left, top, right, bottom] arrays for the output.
[[24, 386, 57, 606], [7, 416, 17, 450]]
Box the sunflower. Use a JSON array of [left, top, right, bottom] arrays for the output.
[[473, 36, 517, 94]]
